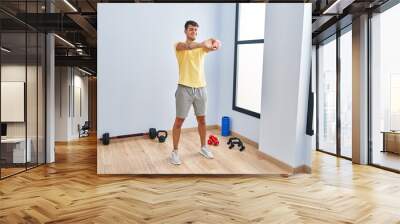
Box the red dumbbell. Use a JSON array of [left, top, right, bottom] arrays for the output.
[[208, 135, 219, 146], [208, 137, 218, 146], [211, 136, 219, 145]]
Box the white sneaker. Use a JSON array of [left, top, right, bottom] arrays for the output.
[[200, 146, 214, 159], [170, 150, 181, 165]]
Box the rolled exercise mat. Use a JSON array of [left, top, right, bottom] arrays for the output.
[[221, 116, 231, 136]]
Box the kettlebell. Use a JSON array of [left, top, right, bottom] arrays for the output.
[[148, 128, 157, 139], [156, 130, 168, 143], [102, 133, 110, 145]]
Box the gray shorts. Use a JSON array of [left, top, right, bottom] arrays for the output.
[[175, 84, 207, 118]]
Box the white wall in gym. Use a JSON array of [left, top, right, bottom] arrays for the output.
[[259, 3, 312, 169], [97, 3, 221, 138]]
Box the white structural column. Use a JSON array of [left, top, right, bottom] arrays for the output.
[[46, 1, 55, 163], [352, 14, 369, 164], [259, 3, 312, 170]]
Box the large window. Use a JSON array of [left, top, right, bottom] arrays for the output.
[[316, 26, 353, 159], [317, 36, 337, 155], [233, 3, 265, 118], [370, 3, 400, 172], [340, 27, 352, 159]]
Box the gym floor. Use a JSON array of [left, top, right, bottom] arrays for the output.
[[97, 128, 291, 175]]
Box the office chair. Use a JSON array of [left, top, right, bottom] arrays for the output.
[[79, 121, 90, 138]]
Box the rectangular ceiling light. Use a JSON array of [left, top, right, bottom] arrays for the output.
[[1, 47, 11, 53], [54, 34, 75, 48], [78, 67, 93, 76], [63, 0, 78, 12], [323, 0, 355, 15]]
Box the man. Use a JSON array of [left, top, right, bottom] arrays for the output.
[[170, 20, 220, 165]]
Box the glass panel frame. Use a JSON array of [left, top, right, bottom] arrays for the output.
[[238, 3, 266, 41], [235, 43, 263, 114], [0, 1, 47, 180], [233, 3, 265, 118], [317, 35, 337, 155], [339, 27, 353, 159], [315, 25, 353, 161], [369, 3, 400, 172], [0, 31, 28, 178]]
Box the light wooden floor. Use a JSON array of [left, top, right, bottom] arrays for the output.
[[1, 134, 400, 223], [0, 167, 26, 178], [1, 163, 44, 178], [372, 150, 400, 170], [97, 129, 290, 175]]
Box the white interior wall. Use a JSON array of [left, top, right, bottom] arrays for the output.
[[259, 3, 312, 168], [55, 67, 69, 141], [71, 72, 89, 138], [55, 67, 89, 141]]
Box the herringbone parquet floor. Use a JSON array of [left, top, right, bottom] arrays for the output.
[[1, 134, 400, 223]]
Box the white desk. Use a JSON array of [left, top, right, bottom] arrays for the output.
[[1, 138, 32, 163]]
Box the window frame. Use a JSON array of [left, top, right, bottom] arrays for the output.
[[232, 3, 264, 119], [368, 0, 400, 173], [315, 24, 353, 161], [0, 1, 48, 180]]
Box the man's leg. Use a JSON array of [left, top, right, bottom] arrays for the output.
[[174, 85, 191, 151], [173, 117, 185, 150], [170, 85, 192, 165], [196, 116, 206, 147], [194, 88, 213, 159], [171, 117, 185, 165]]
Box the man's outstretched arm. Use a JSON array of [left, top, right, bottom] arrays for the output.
[[176, 40, 213, 51], [176, 42, 202, 51]]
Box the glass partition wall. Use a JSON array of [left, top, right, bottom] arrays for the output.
[[370, 3, 400, 172], [316, 26, 352, 159], [0, 1, 46, 179], [339, 28, 352, 159], [317, 35, 337, 155]]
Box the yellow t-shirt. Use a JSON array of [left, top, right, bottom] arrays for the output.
[[175, 43, 207, 88]]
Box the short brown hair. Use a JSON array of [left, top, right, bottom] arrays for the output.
[[185, 20, 199, 30]]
